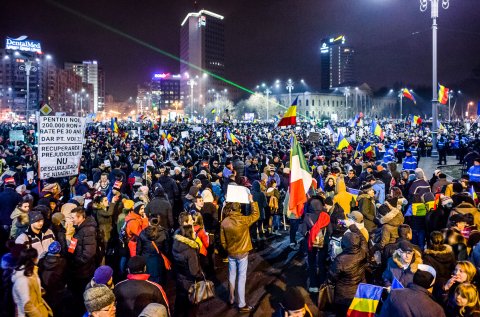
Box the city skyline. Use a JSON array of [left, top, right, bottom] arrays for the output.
[[2, 0, 480, 100]]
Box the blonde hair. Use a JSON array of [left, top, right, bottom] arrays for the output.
[[456, 261, 477, 282], [455, 283, 480, 316]]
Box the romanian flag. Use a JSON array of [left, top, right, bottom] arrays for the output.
[[347, 283, 383, 317], [347, 187, 360, 201], [277, 97, 298, 127], [402, 88, 416, 104], [470, 186, 478, 204], [438, 84, 449, 105], [405, 202, 427, 216], [111, 118, 119, 133], [160, 131, 167, 140], [364, 142, 373, 158], [167, 133, 173, 142], [354, 143, 363, 159], [413, 115, 423, 125], [336, 132, 350, 150], [370, 121, 384, 140], [288, 134, 312, 218], [437, 120, 446, 131], [226, 128, 241, 144]]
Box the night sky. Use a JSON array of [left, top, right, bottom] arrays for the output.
[[2, 0, 480, 101]]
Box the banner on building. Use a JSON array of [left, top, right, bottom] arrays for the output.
[[38, 116, 86, 179]]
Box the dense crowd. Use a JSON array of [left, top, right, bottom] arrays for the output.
[[0, 118, 479, 317]]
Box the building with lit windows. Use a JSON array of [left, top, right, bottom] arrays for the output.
[[65, 60, 105, 113], [150, 73, 182, 111], [320, 35, 355, 90], [180, 9, 226, 116]]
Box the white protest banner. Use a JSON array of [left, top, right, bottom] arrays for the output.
[[192, 126, 202, 132], [38, 116, 86, 179], [181, 131, 190, 139], [216, 131, 222, 137], [9, 130, 24, 142], [225, 185, 250, 204]]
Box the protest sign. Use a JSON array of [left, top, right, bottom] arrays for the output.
[[9, 130, 24, 142], [181, 131, 190, 139], [193, 126, 202, 132], [308, 132, 320, 142], [226, 185, 250, 204], [38, 116, 86, 179]]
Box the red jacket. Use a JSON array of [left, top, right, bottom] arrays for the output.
[[194, 225, 209, 256], [125, 212, 148, 257]]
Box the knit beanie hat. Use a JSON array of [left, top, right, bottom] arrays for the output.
[[48, 241, 61, 255], [138, 303, 168, 317], [134, 201, 144, 213], [29, 210, 44, 224], [123, 199, 134, 211], [94, 265, 114, 285], [282, 286, 305, 311], [83, 285, 115, 313]]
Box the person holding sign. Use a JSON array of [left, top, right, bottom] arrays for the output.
[[220, 193, 259, 313]]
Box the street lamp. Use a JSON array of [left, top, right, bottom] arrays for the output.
[[18, 60, 38, 120], [265, 87, 272, 121], [187, 79, 197, 118], [420, 0, 450, 156], [286, 79, 294, 106], [399, 88, 405, 120]]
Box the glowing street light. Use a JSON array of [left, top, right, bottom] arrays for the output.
[[286, 79, 294, 105]]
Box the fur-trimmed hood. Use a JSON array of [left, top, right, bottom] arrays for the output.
[[174, 233, 199, 249], [423, 244, 455, 262], [392, 248, 422, 273], [379, 202, 404, 226]]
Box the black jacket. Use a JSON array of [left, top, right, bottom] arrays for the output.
[[423, 244, 456, 300], [136, 225, 169, 257], [145, 196, 173, 230], [114, 273, 170, 317], [69, 216, 97, 278], [38, 254, 68, 295], [0, 188, 22, 226], [328, 225, 368, 305], [172, 234, 203, 292], [345, 176, 361, 190], [157, 175, 179, 203]]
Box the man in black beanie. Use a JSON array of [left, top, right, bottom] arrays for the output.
[[275, 286, 313, 317], [114, 256, 170, 317], [379, 264, 446, 317]]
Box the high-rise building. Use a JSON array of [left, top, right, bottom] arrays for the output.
[[320, 35, 355, 90], [180, 9, 225, 116], [150, 73, 182, 111], [65, 60, 105, 113]]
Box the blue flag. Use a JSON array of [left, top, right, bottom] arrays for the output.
[[392, 277, 404, 289]]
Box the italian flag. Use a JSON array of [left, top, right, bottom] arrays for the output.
[[288, 135, 312, 217]]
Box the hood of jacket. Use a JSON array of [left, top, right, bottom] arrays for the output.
[[336, 177, 347, 194], [424, 244, 455, 263], [379, 203, 404, 226], [174, 233, 199, 250], [392, 249, 422, 272], [454, 202, 478, 215], [10, 207, 26, 220], [341, 231, 361, 254], [143, 225, 165, 241], [251, 180, 261, 193], [125, 211, 142, 222], [373, 181, 385, 190], [357, 193, 373, 202], [41, 254, 63, 271]]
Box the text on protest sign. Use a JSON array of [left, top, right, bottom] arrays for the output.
[[39, 116, 85, 143]]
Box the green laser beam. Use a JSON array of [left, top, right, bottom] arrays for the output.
[[46, 0, 312, 119]]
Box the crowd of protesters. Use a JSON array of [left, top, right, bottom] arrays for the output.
[[0, 117, 479, 317]]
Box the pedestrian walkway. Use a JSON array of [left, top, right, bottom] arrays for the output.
[[418, 155, 463, 181]]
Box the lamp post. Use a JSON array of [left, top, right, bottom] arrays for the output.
[[286, 79, 294, 106], [18, 60, 38, 121], [399, 89, 404, 120], [187, 79, 197, 118], [420, 0, 450, 156], [265, 87, 271, 121]]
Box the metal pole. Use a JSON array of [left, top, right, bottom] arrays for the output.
[[431, 11, 439, 157], [265, 88, 271, 121], [400, 93, 403, 120], [448, 93, 451, 121], [26, 67, 30, 120]]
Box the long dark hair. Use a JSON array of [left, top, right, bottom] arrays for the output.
[[16, 248, 38, 277]]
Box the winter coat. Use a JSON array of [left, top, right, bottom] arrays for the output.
[[220, 202, 259, 257], [408, 179, 432, 201], [251, 181, 267, 220], [245, 163, 260, 182], [432, 178, 450, 194], [16, 228, 56, 259], [233, 158, 245, 178], [10, 207, 29, 239], [382, 249, 422, 287], [373, 180, 386, 204], [377, 203, 404, 249], [423, 244, 456, 297], [402, 155, 417, 171], [145, 196, 173, 230], [328, 225, 368, 305], [136, 225, 169, 283], [125, 212, 149, 257], [345, 175, 361, 190], [38, 254, 67, 308], [12, 268, 52, 317], [450, 202, 480, 228], [172, 234, 203, 292], [93, 204, 113, 246], [114, 273, 170, 317], [0, 187, 22, 226], [69, 216, 97, 278], [379, 284, 446, 317], [375, 169, 393, 194], [357, 194, 376, 233], [157, 175, 179, 203], [333, 178, 354, 214]]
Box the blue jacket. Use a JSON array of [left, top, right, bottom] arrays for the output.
[[383, 151, 394, 164], [373, 181, 385, 204], [403, 156, 417, 171], [468, 165, 480, 183], [396, 140, 405, 152]]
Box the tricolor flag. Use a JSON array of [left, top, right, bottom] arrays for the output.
[[370, 121, 384, 140], [111, 118, 119, 133], [288, 134, 313, 218], [438, 84, 449, 105], [437, 120, 446, 131], [277, 97, 298, 127], [226, 128, 241, 144], [347, 283, 384, 317], [402, 88, 416, 104], [167, 133, 173, 142], [336, 132, 350, 150], [364, 142, 373, 158], [354, 143, 363, 159], [413, 115, 423, 125], [347, 187, 360, 201], [470, 186, 478, 204]]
